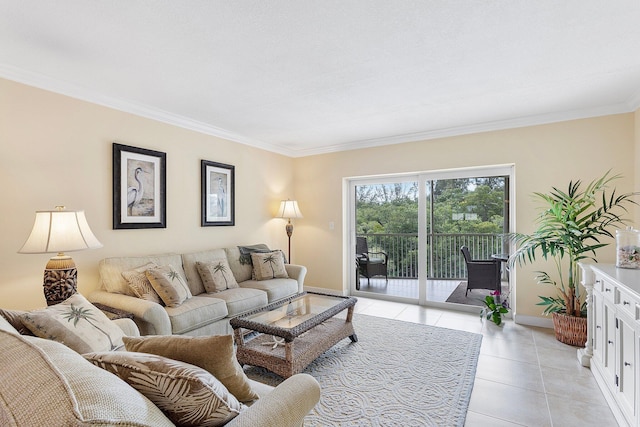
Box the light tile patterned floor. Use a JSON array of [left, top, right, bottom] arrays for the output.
[[354, 297, 617, 427]]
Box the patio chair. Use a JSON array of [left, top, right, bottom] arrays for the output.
[[356, 237, 388, 289], [460, 246, 501, 296]]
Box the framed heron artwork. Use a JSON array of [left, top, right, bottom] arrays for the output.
[[113, 143, 166, 229], [201, 160, 234, 226]]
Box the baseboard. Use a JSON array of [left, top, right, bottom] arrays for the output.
[[513, 314, 554, 328]]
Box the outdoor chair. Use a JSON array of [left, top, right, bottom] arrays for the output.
[[356, 236, 389, 289], [460, 245, 501, 296]]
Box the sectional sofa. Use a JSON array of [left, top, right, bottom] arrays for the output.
[[88, 245, 306, 336], [0, 306, 320, 426]]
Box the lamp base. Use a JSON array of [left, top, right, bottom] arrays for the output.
[[43, 255, 78, 306]]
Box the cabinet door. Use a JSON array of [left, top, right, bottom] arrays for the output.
[[593, 291, 605, 363], [604, 301, 617, 384], [616, 315, 636, 423]]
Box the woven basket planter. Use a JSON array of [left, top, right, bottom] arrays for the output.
[[552, 312, 587, 347]]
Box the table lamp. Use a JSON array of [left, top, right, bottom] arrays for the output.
[[18, 206, 103, 305], [276, 199, 303, 263]]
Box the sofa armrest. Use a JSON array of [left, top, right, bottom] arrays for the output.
[[112, 318, 141, 337], [88, 290, 172, 335], [284, 264, 307, 294], [227, 374, 320, 427]]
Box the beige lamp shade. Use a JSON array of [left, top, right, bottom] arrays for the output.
[[19, 208, 103, 254], [19, 207, 103, 306], [276, 200, 303, 220]]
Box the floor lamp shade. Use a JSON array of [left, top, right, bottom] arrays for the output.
[[276, 200, 303, 262], [19, 207, 103, 305]]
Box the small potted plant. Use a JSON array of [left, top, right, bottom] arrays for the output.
[[509, 171, 637, 345], [481, 291, 509, 326]]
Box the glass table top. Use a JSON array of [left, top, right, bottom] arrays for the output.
[[240, 293, 351, 330]]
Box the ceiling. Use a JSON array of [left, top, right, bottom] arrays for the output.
[[2, 1, 640, 157]]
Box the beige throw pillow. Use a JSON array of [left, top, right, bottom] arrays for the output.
[[146, 265, 192, 307], [251, 251, 289, 281], [84, 351, 246, 427], [122, 262, 163, 304], [20, 293, 125, 353], [123, 334, 259, 402], [196, 259, 239, 293]]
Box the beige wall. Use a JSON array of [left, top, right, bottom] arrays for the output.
[[294, 114, 637, 320], [0, 78, 296, 309], [2, 77, 638, 323]]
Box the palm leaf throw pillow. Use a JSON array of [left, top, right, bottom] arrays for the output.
[[84, 351, 246, 426], [196, 259, 239, 293], [20, 293, 125, 353], [146, 265, 192, 307], [250, 251, 289, 281]]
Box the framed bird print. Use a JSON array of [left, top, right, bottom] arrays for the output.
[[201, 160, 234, 226], [113, 143, 166, 229]]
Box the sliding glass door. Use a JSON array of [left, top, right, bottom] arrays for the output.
[[350, 165, 513, 306]]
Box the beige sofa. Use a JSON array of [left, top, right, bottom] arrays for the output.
[[88, 245, 306, 336], [0, 314, 320, 426]]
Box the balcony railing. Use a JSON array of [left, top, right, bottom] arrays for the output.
[[358, 233, 504, 280]]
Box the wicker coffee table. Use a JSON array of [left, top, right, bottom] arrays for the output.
[[230, 292, 357, 378]]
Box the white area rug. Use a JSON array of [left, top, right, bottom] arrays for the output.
[[244, 313, 482, 426]]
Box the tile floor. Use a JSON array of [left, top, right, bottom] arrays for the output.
[[353, 296, 618, 427]]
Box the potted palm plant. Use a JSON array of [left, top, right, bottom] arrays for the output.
[[509, 171, 637, 345]]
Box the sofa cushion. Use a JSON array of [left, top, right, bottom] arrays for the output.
[[122, 262, 163, 304], [146, 264, 193, 307], [251, 251, 289, 281], [123, 334, 259, 402], [165, 295, 228, 335], [197, 258, 240, 293], [239, 278, 300, 303], [202, 287, 268, 317], [0, 330, 174, 426], [20, 293, 125, 353], [85, 351, 246, 426]]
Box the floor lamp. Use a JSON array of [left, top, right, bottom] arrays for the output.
[[18, 206, 103, 305], [276, 200, 303, 263]]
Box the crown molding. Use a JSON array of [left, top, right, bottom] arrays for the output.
[[289, 102, 635, 157], [0, 64, 296, 157], [2, 63, 636, 159]]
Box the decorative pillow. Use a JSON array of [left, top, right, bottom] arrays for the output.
[[251, 251, 289, 281], [123, 334, 259, 403], [0, 308, 34, 335], [20, 293, 125, 353], [146, 265, 192, 307], [196, 259, 239, 293], [84, 351, 246, 426], [122, 262, 163, 304]]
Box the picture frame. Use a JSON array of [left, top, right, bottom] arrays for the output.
[[113, 143, 166, 229], [201, 160, 235, 226]]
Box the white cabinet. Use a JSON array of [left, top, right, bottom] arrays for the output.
[[581, 264, 640, 427]]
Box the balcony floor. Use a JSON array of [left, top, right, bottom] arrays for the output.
[[356, 277, 509, 308]]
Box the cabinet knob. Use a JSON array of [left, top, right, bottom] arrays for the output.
[[595, 280, 601, 284], [605, 288, 612, 292], [609, 340, 614, 345], [625, 362, 632, 367], [624, 301, 631, 306], [596, 325, 601, 329]]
